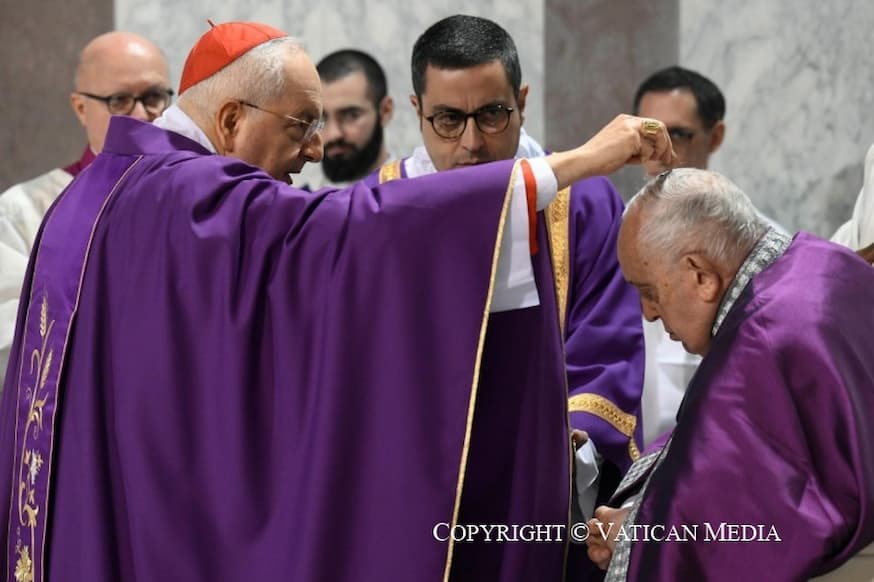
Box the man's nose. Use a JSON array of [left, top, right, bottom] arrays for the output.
[[130, 100, 153, 122], [302, 132, 324, 164], [458, 119, 485, 152]]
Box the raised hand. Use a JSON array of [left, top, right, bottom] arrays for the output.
[[548, 115, 677, 189]]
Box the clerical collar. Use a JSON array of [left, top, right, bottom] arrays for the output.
[[711, 228, 792, 336], [405, 127, 545, 178], [153, 104, 217, 154]]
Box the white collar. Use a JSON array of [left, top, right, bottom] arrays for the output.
[[153, 104, 217, 154], [405, 127, 545, 178]]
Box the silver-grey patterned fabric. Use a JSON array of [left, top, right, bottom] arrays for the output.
[[711, 228, 791, 336]]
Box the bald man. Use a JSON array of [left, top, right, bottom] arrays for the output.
[[0, 31, 171, 386]]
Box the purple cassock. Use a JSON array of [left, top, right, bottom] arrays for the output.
[[613, 234, 874, 580], [0, 117, 572, 581]]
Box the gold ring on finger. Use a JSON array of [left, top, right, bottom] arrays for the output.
[[642, 119, 661, 136]]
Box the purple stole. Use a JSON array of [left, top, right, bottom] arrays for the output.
[[6, 156, 141, 582]]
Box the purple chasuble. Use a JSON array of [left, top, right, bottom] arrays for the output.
[[1, 141, 127, 582], [368, 161, 645, 581], [625, 234, 874, 580], [368, 163, 644, 479], [0, 117, 570, 581], [367, 158, 572, 581]]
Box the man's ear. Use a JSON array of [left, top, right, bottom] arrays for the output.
[[410, 94, 423, 129], [707, 120, 725, 154], [517, 83, 529, 125], [216, 100, 244, 154], [684, 252, 725, 303], [378, 95, 394, 126], [70, 92, 87, 127]]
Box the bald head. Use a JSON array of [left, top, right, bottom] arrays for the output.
[[71, 31, 171, 152]]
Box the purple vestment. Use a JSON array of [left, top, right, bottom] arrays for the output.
[[369, 163, 644, 478], [624, 234, 874, 580], [559, 178, 644, 476], [369, 160, 644, 581], [0, 117, 570, 581], [559, 179, 644, 582]]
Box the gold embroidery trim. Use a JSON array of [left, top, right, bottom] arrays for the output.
[[13, 295, 54, 582], [568, 393, 640, 461], [378, 159, 402, 184], [442, 161, 519, 582], [8, 157, 143, 582], [629, 439, 640, 462], [546, 187, 571, 337]]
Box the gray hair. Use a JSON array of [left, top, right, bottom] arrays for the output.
[[626, 168, 768, 266], [180, 37, 303, 111]]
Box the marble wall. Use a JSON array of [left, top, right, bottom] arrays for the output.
[[545, 0, 678, 201], [680, 0, 874, 236], [115, 1, 544, 188]]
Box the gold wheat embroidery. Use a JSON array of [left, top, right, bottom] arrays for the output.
[[15, 294, 55, 582]]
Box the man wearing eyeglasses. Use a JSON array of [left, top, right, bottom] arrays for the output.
[[368, 14, 645, 579], [304, 49, 395, 189], [0, 30, 171, 388], [632, 66, 726, 177]]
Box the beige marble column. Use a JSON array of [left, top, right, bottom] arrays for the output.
[[544, 0, 679, 198], [0, 1, 113, 190], [680, 0, 874, 236]]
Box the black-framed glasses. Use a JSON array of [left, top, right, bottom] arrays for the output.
[[239, 100, 325, 144], [425, 104, 515, 140], [77, 89, 174, 115]]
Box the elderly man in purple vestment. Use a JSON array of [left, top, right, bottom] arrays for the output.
[[0, 20, 675, 582], [582, 168, 874, 581], [367, 18, 644, 564]]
